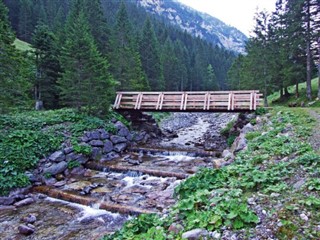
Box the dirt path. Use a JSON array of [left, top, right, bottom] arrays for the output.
[[308, 109, 320, 153]]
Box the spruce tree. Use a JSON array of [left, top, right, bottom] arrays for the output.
[[112, 2, 148, 91], [0, 0, 32, 113], [139, 17, 164, 90], [58, 1, 115, 115], [32, 24, 61, 109]]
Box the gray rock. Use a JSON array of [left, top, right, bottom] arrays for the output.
[[44, 161, 67, 175], [66, 152, 78, 162], [0, 196, 15, 205], [110, 135, 127, 144], [181, 229, 208, 240], [63, 147, 74, 155], [114, 143, 127, 153], [233, 133, 247, 153], [134, 132, 145, 142], [101, 151, 120, 161], [222, 149, 233, 160], [14, 198, 35, 207], [91, 147, 102, 160], [118, 127, 130, 138], [242, 123, 254, 134], [70, 166, 85, 175], [48, 150, 65, 162], [86, 131, 100, 140], [114, 121, 126, 131], [103, 140, 113, 153], [44, 177, 57, 186], [99, 129, 109, 140], [126, 133, 133, 141], [89, 140, 104, 147], [18, 224, 35, 235], [80, 136, 90, 143], [22, 214, 37, 224], [76, 154, 89, 164]]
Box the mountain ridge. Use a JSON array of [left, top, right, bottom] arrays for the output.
[[136, 0, 248, 53]]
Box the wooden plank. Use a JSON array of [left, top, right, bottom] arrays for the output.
[[184, 93, 188, 110]]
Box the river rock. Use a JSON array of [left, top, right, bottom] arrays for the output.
[[66, 152, 78, 161], [99, 129, 109, 140], [18, 224, 35, 235], [89, 140, 104, 147], [181, 229, 208, 240], [21, 214, 37, 224], [76, 154, 89, 164], [118, 127, 130, 138], [222, 149, 234, 160], [103, 140, 113, 153], [91, 147, 102, 160], [114, 121, 126, 131], [86, 131, 100, 141], [44, 161, 67, 175], [48, 150, 65, 162], [110, 135, 127, 144], [101, 151, 120, 161], [0, 196, 15, 205], [114, 143, 127, 153], [14, 198, 35, 207], [63, 147, 74, 155], [241, 123, 254, 134]]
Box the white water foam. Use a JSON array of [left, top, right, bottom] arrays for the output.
[[46, 197, 120, 222]]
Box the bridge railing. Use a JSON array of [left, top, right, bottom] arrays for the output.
[[113, 91, 263, 112]]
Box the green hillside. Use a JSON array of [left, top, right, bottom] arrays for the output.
[[13, 38, 32, 51], [268, 78, 320, 107]]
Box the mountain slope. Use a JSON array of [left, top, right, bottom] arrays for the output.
[[136, 0, 248, 53]]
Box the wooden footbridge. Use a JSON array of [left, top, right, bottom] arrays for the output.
[[113, 91, 263, 112]]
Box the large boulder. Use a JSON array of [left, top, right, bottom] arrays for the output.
[[48, 151, 65, 162], [43, 161, 67, 175], [103, 140, 113, 153], [110, 135, 127, 144]]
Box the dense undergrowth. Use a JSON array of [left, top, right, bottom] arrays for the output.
[[0, 108, 126, 195], [104, 107, 320, 239]]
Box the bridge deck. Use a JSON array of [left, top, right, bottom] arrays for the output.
[[113, 91, 263, 112]]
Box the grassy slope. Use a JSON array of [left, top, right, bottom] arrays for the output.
[[0, 109, 125, 195], [268, 78, 320, 107], [13, 38, 32, 52]]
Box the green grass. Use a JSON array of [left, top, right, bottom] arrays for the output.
[[14, 38, 33, 52], [0, 108, 123, 195], [268, 78, 320, 107]]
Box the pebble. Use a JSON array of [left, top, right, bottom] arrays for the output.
[[18, 224, 35, 235], [21, 214, 37, 224]]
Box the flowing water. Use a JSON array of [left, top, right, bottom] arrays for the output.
[[0, 150, 216, 240], [0, 113, 227, 239]]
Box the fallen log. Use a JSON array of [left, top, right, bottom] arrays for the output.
[[85, 161, 189, 179], [33, 186, 156, 215]]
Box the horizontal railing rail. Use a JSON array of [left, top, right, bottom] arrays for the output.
[[113, 91, 263, 112]]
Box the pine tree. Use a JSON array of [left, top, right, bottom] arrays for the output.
[[32, 24, 61, 109], [204, 64, 218, 91], [112, 2, 148, 91], [0, 0, 32, 113], [139, 17, 164, 90], [58, 1, 115, 115]]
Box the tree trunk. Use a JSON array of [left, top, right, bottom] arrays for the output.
[[306, 2, 312, 100], [318, 37, 320, 99], [296, 80, 299, 98], [284, 87, 290, 97]]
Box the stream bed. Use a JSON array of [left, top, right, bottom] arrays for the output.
[[0, 113, 234, 239]]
